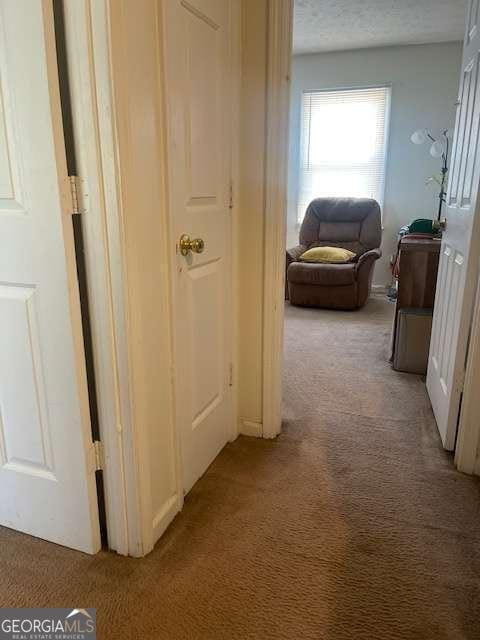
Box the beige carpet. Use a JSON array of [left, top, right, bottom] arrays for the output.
[[1, 297, 479, 639]]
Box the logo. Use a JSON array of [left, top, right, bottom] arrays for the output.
[[0, 608, 96, 639]]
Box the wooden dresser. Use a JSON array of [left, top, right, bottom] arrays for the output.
[[391, 236, 441, 363]]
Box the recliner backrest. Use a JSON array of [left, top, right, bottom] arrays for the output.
[[299, 197, 382, 256]]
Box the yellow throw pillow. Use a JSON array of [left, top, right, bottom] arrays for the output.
[[299, 246, 356, 264]]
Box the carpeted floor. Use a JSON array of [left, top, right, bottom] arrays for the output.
[[1, 296, 479, 639]]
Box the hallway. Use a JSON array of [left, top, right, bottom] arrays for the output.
[[1, 297, 479, 639]]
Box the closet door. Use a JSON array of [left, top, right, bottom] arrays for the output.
[[162, 0, 234, 492], [0, 1, 100, 553]]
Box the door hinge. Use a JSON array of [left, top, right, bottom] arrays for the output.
[[68, 174, 81, 215], [229, 180, 234, 210], [229, 363, 234, 387], [92, 440, 104, 471]]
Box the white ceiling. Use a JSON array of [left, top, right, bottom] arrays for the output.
[[293, 0, 467, 55]]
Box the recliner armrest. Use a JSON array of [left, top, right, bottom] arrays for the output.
[[286, 244, 307, 266], [285, 245, 307, 300], [355, 248, 382, 272]]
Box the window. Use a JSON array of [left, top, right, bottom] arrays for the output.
[[297, 86, 390, 222]]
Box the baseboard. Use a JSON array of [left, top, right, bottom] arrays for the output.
[[371, 284, 389, 295], [239, 418, 263, 438], [152, 495, 179, 545]]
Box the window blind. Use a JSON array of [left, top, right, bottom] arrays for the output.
[[297, 86, 390, 222]]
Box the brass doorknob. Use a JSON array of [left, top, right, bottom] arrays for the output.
[[179, 234, 205, 256]]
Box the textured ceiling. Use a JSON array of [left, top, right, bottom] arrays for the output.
[[293, 0, 467, 54]]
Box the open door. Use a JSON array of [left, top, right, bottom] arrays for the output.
[[427, 0, 480, 450], [0, 1, 100, 553], [162, 0, 234, 492]]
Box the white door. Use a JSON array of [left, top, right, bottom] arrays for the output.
[[0, 1, 100, 552], [163, 0, 234, 492], [427, 0, 480, 450]]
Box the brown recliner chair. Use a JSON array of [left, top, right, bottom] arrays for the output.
[[286, 198, 382, 310]]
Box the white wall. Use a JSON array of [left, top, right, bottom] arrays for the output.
[[287, 42, 462, 286]]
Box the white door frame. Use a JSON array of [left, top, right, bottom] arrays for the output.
[[262, 0, 294, 438], [456, 269, 480, 474], [261, 0, 480, 474], [62, 0, 146, 556], [231, 0, 242, 441]]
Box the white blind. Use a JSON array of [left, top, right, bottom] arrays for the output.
[[297, 86, 390, 222]]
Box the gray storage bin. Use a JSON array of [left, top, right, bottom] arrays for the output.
[[393, 308, 433, 375]]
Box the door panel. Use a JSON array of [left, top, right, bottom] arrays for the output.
[[427, 1, 480, 450], [0, 93, 25, 213], [185, 7, 221, 199], [0, 1, 100, 552], [189, 262, 224, 427], [163, 0, 233, 492], [0, 286, 54, 478]]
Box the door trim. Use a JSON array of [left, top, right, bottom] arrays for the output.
[[63, 0, 144, 556], [262, 0, 294, 439], [231, 0, 242, 441], [456, 270, 480, 474]]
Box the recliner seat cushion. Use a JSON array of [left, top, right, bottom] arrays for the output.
[[288, 261, 356, 286]]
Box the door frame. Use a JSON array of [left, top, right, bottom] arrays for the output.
[[62, 0, 146, 556], [262, 0, 294, 438], [456, 269, 480, 474], [261, 0, 480, 474]]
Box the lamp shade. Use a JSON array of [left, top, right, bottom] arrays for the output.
[[430, 141, 445, 158], [411, 128, 428, 144]]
